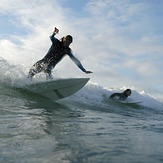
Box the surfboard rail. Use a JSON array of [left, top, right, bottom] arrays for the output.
[[25, 78, 90, 100]]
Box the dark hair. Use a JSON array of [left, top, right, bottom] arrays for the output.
[[124, 89, 132, 95], [125, 89, 131, 92], [61, 35, 73, 43]]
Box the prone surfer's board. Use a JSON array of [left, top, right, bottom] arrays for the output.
[[121, 101, 142, 104], [25, 78, 89, 100]]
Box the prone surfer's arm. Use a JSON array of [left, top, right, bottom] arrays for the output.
[[110, 93, 119, 99], [110, 93, 123, 100]]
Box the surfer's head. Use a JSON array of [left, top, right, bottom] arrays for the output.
[[124, 89, 132, 97], [62, 35, 73, 47]]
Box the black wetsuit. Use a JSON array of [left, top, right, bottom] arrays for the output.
[[28, 32, 86, 79], [110, 92, 128, 100]]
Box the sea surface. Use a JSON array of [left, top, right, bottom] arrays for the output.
[[0, 58, 163, 163]]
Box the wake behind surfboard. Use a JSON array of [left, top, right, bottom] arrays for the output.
[[25, 78, 89, 101]]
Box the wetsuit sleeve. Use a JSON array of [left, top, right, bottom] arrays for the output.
[[110, 93, 116, 99], [50, 32, 57, 43], [110, 93, 120, 99], [110, 93, 126, 100], [68, 52, 86, 72]]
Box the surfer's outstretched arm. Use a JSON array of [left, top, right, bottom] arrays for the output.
[[68, 52, 93, 74]]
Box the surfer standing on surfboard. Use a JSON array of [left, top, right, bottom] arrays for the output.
[[28, 27, 92, 80]]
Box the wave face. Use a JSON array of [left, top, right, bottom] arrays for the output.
[[0, 57, 163, 163]]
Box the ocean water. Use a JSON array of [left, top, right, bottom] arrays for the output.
[[0, 58, 163, 163]]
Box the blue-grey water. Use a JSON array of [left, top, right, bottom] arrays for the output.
[[0, 59, 163, 163]]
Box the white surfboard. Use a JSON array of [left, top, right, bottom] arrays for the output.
[[121, 101, 143, 104], [25, 78, 89, 100]]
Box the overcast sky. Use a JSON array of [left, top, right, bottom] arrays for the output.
[[0, 0, 163, 100]]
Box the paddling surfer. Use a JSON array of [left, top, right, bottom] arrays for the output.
[[28, 27, 92, 80], [110, 89, 132, 100]]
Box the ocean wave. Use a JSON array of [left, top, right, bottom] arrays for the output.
[[63, 82, 163, 110], [0, 57, 162, 110]]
